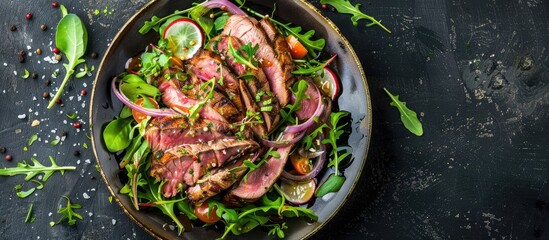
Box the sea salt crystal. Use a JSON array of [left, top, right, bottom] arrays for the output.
[[18, 114, 26, 119], [3, 63, 7, 66], [83, 192, 90, 199], [112, 219, 117, 225]]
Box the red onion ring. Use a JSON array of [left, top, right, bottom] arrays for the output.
[[281, 135, 327, 181], [111, 78, 179, 117], [285, 83, 325, 134], [202, 0, 247, 15], [261, 131, 305, 148]]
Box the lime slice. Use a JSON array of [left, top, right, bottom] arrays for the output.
[[280, 179, 316, 205], [163, 18, 204, 60]]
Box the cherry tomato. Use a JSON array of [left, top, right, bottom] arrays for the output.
[[290, 153, 313, 175], [286, 35, 308, 59], [132, 97, 159, 123], [194, 202, 220, 223]]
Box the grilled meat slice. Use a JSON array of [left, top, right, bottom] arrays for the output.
[[144, 116, 236, 151], [295, 80, 321, 121], [211, 35, 280, 132], [222, 15, 294, 107], [238, 79, 267, 138], [151, 139, 259, 197], [188, 49, 245, 113], [223, 133, 295, 206], [187, 154, 253, 205], [182, 139, 259, 186], [158, 74, 228, 123]]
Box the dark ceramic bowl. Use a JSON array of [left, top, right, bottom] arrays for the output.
[[90, 0, 371, 239]]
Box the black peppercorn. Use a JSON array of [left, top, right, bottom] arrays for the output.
[[9, 24, 17, 31], [18, 50, 26, 63], [73, 150, 80, 156], [90, 51, 98, 59], [40, 24, 47, 31], [31, 72, 38, 79], [42, 92, 50, 98], [45, 79, 52, 86], [0, 147, 6, 153], [62, 131, 68, 137]]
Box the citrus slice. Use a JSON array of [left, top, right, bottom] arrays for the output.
[[163, 18, 204, 60], [280, 179, 316, 205], [317, 66, 340, 100]]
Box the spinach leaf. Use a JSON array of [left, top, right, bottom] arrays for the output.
[[48, 5, 88, 109], [383, 88, 423, 136], [320, 0, 391, 33], [103, 117, 133, 152], [120, 74, 160, 101]]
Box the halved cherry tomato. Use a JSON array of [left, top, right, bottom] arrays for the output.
[[132, 97, 159, 123], [194, 202, 220, 223], [286, 35, 308, 59], [290, 153, 313, 175]]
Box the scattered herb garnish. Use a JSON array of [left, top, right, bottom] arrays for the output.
[[66, 113, 78, 119], [28, 134, 38, 146], [14, 184, 36, 198], [75, 63, 93, 79], [54, 196, 83, 226], [292, 54, 337, 75], [47, 5, 88, 109], [383, 88, 423, 136], [228, 39, 258, 70], [50, 137, 61, 146], [0, 156, 75, 181], [22, 69, 30, 79], [320, 0, 391, 33], [25, 204, 34, 223]]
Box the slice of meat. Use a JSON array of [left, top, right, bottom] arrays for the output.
[[222, 15, 294, 107], [187, 154, 251, 205], [158, 74, 228, 123], [151, 139, 259, 197], [238, 79, 267, 138], [259, 17, 296, 91], [295, 80, 321, 121], [144, 116, 236, 151], [188, 49, 245, 112], [181, 139, 259, 186], [211, 35, 280, 132], [223, 133, 295, 206]]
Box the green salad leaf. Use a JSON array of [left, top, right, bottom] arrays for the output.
[[55, 196, 83, 226], [0, 156, 75, 181], [384, 88, 423, 136], [48, 5, 88, 109], [320, 0, 391, 33]]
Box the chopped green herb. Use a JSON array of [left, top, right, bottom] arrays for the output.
[[66, 113, 78, 119], [28, 134, 38, 146], [55, 196, 83, 226], [15, 184, 35, 198], [22, 69, 30, 79], [50, 137, 61, 146], [25, 204, 34, 223], [108, 195, 113, 203]]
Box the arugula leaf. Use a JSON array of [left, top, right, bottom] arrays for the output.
[[383, 88, 423, 136], [0, 156, 75, 181], [48, 5, 88, 109], [14, 184, 36, 198], [228, 38, 258, 70], [320, 0, 391, 33], [22, 69, 30, 79], [190, 5, 214, 39], [315, 173, 346, 197], [55, 196, 83, 226], [292, 54, 337, 75], [245, 8, 325, 57]]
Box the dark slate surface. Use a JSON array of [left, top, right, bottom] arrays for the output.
[[0, 0, 547, 239]]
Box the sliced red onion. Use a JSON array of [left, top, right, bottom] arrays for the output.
[[285, 83, 325, 134], [202, 0, 246, 15], [281, 137, 327, 181], [111, 78, 179, 117], [261, 131, 305, 148]]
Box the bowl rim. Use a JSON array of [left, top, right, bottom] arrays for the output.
[[89, 0, 372, 239]]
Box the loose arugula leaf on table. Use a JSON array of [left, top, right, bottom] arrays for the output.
[[320, 0, 391, 33], [28, 134, 38, 146], [55, 196, 83, 226], [0, 156, 75, 181], [383, 88, 423, 136], [48, 5, 88, 109], [25, 204, 34, 223]]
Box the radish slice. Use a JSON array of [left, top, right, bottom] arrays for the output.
[[317, 66, 340, 100], [280, 179, 316, 205], [163, 18, 204, 60]]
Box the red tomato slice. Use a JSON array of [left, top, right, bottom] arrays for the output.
[[286, 34, 308, 59], [290, 153, 313, 175], [194, 202, 220, 224], [132, 97, 159, 123]]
